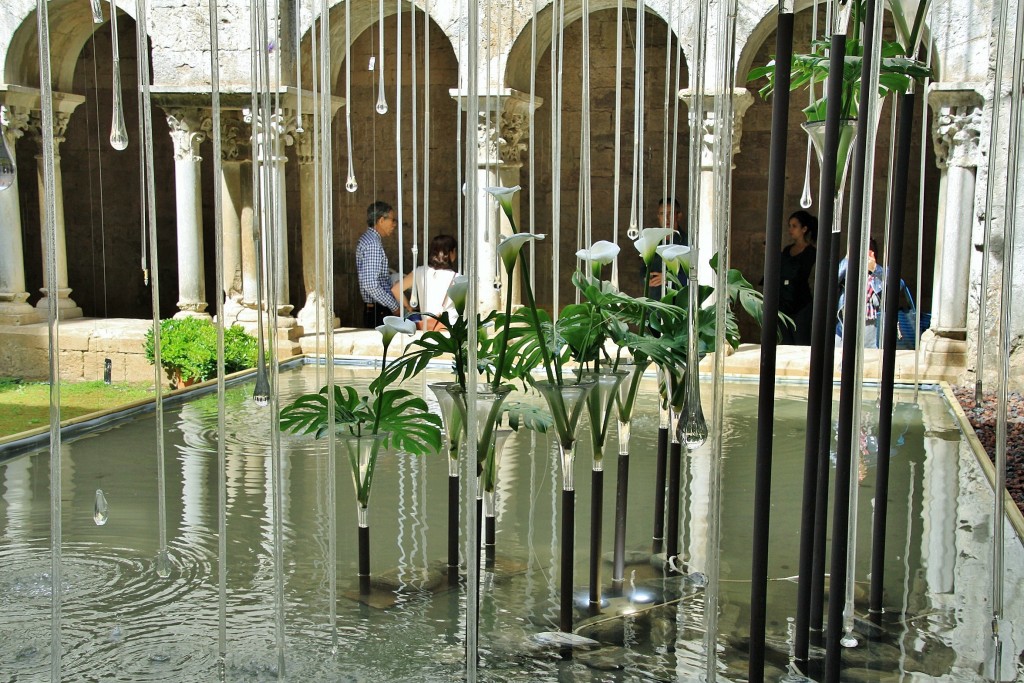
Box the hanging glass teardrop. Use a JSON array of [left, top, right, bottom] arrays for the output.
[[0, 133, 15, 192], [345, 176, 359, 193], [375, 84, 389, 115], [799, 140, 813, 209], [90, 0, 104, 23], [155, 549, 172, 578], [93, 489, 109, 525], [109, 63, 129, 150], [345, 157, 358, 193], [675, 368, 708, 451], [108, 0, 128, 150]]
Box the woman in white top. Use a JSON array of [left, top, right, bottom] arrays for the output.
[[392, 234, 459, 330]]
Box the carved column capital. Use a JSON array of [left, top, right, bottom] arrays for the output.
[[1, 105, 31, 141], [451, 88, 543, 167], [27, 110, 71, 152], [681, 88, 755, 170], [931, 104, 983, 169], [166, 107, 212, 162], [220, 114, 251, 162], [928, 85, 984, 170], [293, 119, 315, 165]]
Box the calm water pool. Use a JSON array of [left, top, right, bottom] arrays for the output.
[[1, 363, 1022, 681]]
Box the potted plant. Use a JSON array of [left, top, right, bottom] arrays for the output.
[[143, 317, 259, 388]]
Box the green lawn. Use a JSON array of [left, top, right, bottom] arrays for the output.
[[0, 378, 155, 439]]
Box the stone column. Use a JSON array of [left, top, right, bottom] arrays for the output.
[[219, 114, 248, 324], [681, 89, 755, 285], [450, 89, 543, 314], [293, 116, 338, 334], [165, 108, 212, 319], [28, 110, 82, 319], [0, 105, 41, 325], [923, 87, 983, 366]]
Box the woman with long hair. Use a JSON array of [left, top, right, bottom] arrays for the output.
[[392, 234, 459, 330]]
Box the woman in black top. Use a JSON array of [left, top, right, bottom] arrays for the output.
[[779, 210, 817, 344]]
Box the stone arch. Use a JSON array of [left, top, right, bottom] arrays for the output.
[[309, 5, 463, 327], [4, 0, 144, 91], [505, 0, 687, 93], [514, 5, 690, 312]]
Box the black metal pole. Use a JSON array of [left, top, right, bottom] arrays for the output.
[[611, 452, 630, 595], [826, 0, 879, 678], [665, 440, 682, 573], [810, 232, 842, 640], [560, 488, 575, 633], [589, 468, 604, 611], [358, 525, 370, 595], [448, 474, 459, 585], [869, 89, 916, 624], [748, 8, 793, 682], [485, 514, 496, 567], [652, 425, 668, 553], [794, 31, 847, 669]]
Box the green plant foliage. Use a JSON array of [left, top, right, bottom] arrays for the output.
[[143, 318, 259, 384], [280, 384, 442, 457], [746, 0, 932, 122]]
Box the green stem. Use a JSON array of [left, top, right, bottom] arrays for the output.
[[492, 270, 516, 391], [372, 343, 388, 435], [517, 254, 558, 386]]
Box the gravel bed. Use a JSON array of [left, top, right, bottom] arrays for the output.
[[951, 386, 1024, 516]]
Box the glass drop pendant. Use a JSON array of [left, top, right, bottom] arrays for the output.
[[676, 371, 708, 451], [108, 0, 128, 150], [109, 63, 129, 150], [375, 84, 388, 115], [90, 0, 104, 23], [155, 549, 172, 578], [799, 140, 813, 209], [0, 133, 15, 192], [93, 489, 109, 525], [345, 158, 358, 192]]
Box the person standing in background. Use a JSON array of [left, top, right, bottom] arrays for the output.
[[356, 200, 401, 328], [778, 210, 817, 344]]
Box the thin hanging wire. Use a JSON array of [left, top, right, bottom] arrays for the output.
[[704, 0, 739, 669], [610, 0, 624, 287], [318, 0, 338, 652], [550, 0, 565, 318], [294, 0, 302, 132], [528, 0, 539, 287], [464, 0, 481, 676], [85, 31, 109, 316], [977, 0, 1011, 401], [344, 0, 357, 192], [991, 0, 1024, 670], [580, 0, 593, 256], [376, 0, 388, 114], [396, 0, 404, 317], [455, 0, 464, 274], [205, 0, 228, 666], [423, 0, 432, 306], [912, 28, 934, 398], [799, 0, 821, 209], [660, 1, 672, 217], [132, 0, 169, 586], [627, 4, 643, 242], [108, 0, 129, 150], [411, 2, 421, 302], [35, 0, 64, 678]]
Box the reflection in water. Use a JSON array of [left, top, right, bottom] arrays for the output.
[[0, 366, 1022, 681]]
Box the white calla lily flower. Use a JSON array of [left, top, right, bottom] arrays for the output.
[[655, 244, 692, 275], [633, 228, 677, 265], [447, 275, 470, 314], [497, 233, 546, 273], [575, 240, 620, 265], [485, 185, 522, 229], [377, 315, 417, 346]]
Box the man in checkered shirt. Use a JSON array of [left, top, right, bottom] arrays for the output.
[[356, 200, 400, 328]]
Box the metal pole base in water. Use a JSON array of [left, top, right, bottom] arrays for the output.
[[358, 525, 370, 595], [448, 475, 459, 586], [561, 488, 575, 633], [652, 427, 668, 554], [665, 440, 682, 574], [611, 453, 629, 596], [589, 468, 604, 613]]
